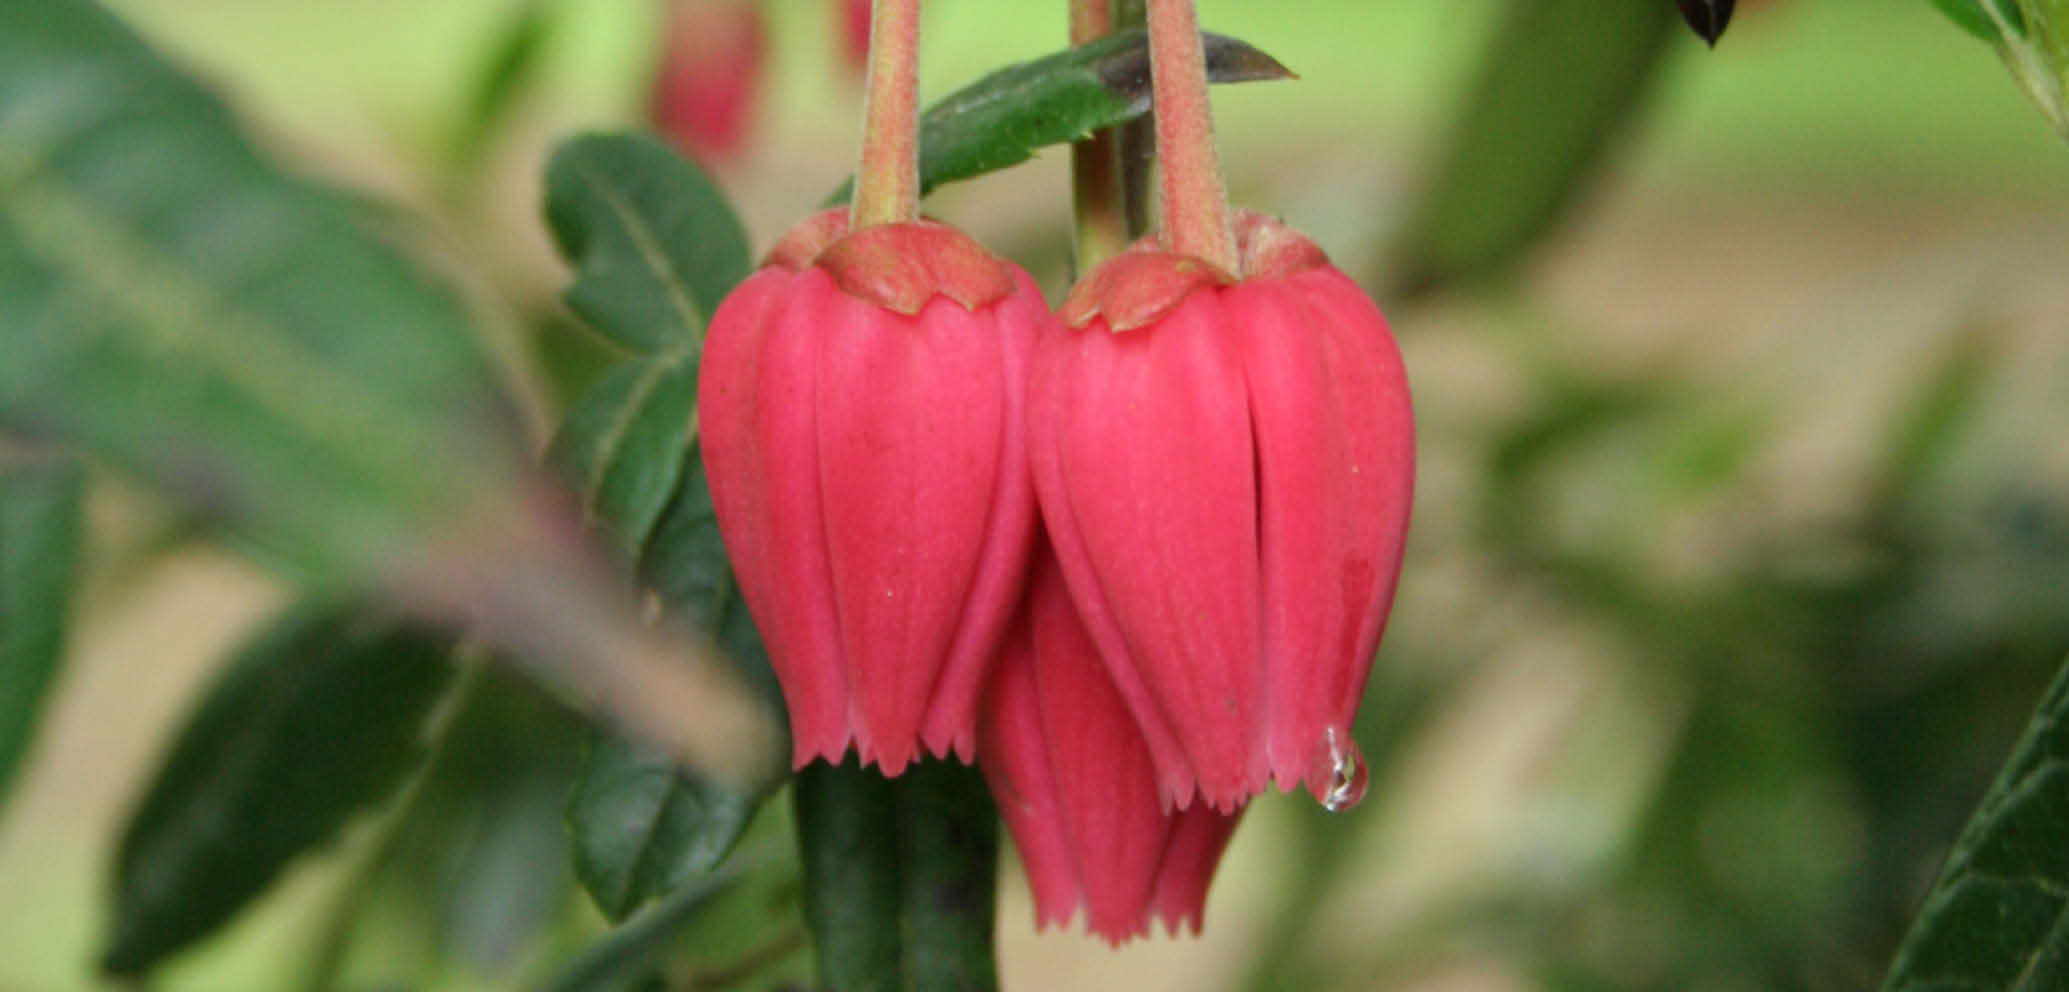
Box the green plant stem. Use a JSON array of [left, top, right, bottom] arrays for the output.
[[1070, 0, 1129, 270], [1114, 0, 1154, 237], [1144, 0, 1237, 272], [294, 658, 487, 992], [852, 0, 924, 229]]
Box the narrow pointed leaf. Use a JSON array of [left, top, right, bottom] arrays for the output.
[[101, 603, 454, 976], [544, 134, 752, 355], [1882, 655, 2069, 991], [828, 28, 1293, 203], [451, 0, 560, 169], [0, 451, 83, 815], [1931, 0, 2029, 42], [544, 133, 782, 921], [1388, 0, 1678, 297]]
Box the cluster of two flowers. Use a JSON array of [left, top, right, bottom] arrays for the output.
[[698, 207, 1414, 943]]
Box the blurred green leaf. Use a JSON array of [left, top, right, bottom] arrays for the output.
[[1883, 654, 2069, 991], [0, 0, 528, 583], [793, 758, 999, 992], [538, 862, 744, 992], [543, 132, 782, 922], [102, 604, 454, 976], [1388, 0, 1679, 298], [1932, 0, 2029, 42], [0, 451, 82, 814], [568, 734, 756, 923], [543, 133, 751, 355], [828, 28, 1292, 204], [451, 0, 560, 170]]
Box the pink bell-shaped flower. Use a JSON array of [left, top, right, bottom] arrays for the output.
[[981, 548, 1243, 944], [699, 208, 1043, 774], [1029, 211, 1413, 812], [650, 0, 767, 168]]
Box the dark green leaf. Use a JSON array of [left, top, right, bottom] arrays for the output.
[[101, 603, 454, 976], [793, 757, 999, 992], [0, 450, 82, 814], [0, 0, 528, 583], [1387, 0, 1678, 298], [544, 134, 751, 355], [547, 355, 699, 561], [568, 733, 756, 922], [543, 131, 783, 921], [828, 29, 1293, 204], [538, 862, 744, 992], [1883, 655, 2069, 990], [1931, 0, 2029, 42]]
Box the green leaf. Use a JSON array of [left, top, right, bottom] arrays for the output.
[[547, 355, 699, 561], [542, 131, 783, 921], [793, 758, 999, 992], [1883, 654, 2069, 991], [544, 133, 752, 355], [0, 450, 83, 814], [538, 862, 745, 992], [568, 733, 756, 922], [101, 603, 454, 976], [450, 0, 560, 170], [828, 28, 1293, 204], [0, 0, 528, 583], [1932, 0, 2028, 42], [1388, 0, 1679, 297]]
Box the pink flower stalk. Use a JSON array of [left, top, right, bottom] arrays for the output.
[[649, 0, 767, 168], [698, 208, 1043, 774], [1030, 212, 1414, 813], [982, 549, 1243, 943]]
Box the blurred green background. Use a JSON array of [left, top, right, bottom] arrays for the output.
[[3, 0, 2068, 989]]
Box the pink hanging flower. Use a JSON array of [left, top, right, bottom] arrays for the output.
[[1029, 211, 1414, 813], [699, 208, 1043, 774], [650, 0, 767, 168], [836, 0, 873, 74], [982, 549, 1243, 943]]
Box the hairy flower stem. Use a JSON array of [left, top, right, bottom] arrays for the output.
[[1145, 0, 1237, 274], [852, 0, 922, 229], [1070, 0, 1128, 270]]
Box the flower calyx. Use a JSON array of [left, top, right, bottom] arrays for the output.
[[1057, 209, 1334, 332], [763, 207, 1019, 316]]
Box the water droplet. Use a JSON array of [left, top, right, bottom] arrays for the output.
[[1316, 727, 1369, 812]]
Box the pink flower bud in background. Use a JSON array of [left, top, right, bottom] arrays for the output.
[[1030, 212, 1414, 813], [650, 0, 767, 168], [982, 550, 1243, 943], [698, 208, 1043, 775], [836, 0, 873, 75]]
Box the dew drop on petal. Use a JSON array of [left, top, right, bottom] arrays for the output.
[[1314, 727, 1369, 813]]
